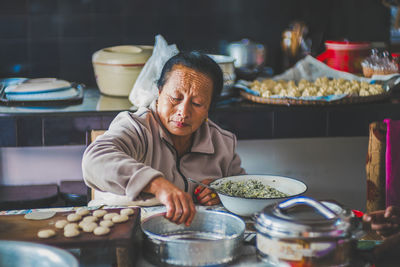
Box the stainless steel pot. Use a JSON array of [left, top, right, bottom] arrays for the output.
[[141, 210, 245, 266], [207, 54, 236, 87], [255, 196, 363, 267], [227, 39, 266, 68]]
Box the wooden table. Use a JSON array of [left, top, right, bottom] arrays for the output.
[[0, 206, 141, 267]]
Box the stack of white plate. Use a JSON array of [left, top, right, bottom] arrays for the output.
[[3, 78, 80, 101]]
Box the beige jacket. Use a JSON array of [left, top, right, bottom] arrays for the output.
[[82, 103, 245, 205]]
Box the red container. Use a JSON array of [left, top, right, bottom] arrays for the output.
[[392, 53, 400, 73], [317, 41, 371, 73]]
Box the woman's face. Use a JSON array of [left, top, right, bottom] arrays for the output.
[[157, 65, 213, 139]]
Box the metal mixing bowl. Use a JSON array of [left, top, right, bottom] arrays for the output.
[[0, 241, 78, 267], [141, 210, 245, 266]]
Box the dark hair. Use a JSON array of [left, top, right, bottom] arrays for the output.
[[157, 51, 223, 112]]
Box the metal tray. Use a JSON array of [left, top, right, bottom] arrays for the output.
[[0, 82, 84, 107]]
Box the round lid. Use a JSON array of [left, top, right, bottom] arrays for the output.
[[325, 40, 371, 50], [5, 78, 72, 94], [92, 45, 153, 65], [207, 54, 235, 64], [256, 196, 354, 239]]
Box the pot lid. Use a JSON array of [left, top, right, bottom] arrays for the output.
[[256, 196, 354, 238], [92, 45, 153, 65], [228, 38, 264, 48], [4, 78, 72, 94], [207, 54, 235, 64], [324, 40, 371, 50]]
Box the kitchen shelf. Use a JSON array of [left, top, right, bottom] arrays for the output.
[[1, 88, 400, 147]]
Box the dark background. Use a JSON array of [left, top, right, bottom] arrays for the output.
[[0, 0, 391, 87]]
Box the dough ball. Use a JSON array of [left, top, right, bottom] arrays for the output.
[[38, 229, 56, 239], [100, 220, 114, 228], [25, 211, 56, 220], [67, 213, 82, 222], [64, 223, 79, 231], [55, 219, 68, 229], [103, 213, 119, 220], [64, 228, 80, 238], [76, 207, 90, 216], [82, 222, 98, 233], [78, 221, 87, 229], [93, 226, 110, 236], [82, 216, 98, 223], [112, 214, 129, 223], [120, 208, 134, 216], [93, 210, 107, 218]]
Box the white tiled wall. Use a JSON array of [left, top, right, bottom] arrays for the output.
[[236, 137, 368, 211], [0, 136, 368, 211], [0, 145, 86, 185]]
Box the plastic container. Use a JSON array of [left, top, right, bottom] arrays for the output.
[[361, 50, 399, 77], [317, 41, 371, 73], [92, 45, 153, 97]]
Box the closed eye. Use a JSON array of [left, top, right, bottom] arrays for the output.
[[192, 102, 202, 107], [169, 95, 182, 102]]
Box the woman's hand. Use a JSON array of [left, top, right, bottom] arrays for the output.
[[194, 178, 220, 206], [363, 206, 400, 238], [144, 176, 196, 226]]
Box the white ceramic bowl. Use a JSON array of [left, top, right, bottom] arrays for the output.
[[210, 174, 307, 217]]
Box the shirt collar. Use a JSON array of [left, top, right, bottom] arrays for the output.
[[150, 102, 214, 155], [190, 122, 214, 154]]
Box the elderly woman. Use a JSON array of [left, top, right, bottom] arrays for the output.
[[82, 51, 245, 226]]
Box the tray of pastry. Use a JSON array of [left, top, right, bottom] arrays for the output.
[[235, 76, 400, 106]]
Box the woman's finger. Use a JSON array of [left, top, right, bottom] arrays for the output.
[[194, 185, 205, 196], [196, 187, 212, 199], [197, 190, 213, 204], [177, 194, 191, 225], [205, 195, 220, 206], [197, 187, 213, 201], [164, 194, 176, 220], [199, 192, 220, 205], [171, 195, 183, 223], [186, 198, 197, 226], [384, 207, 400, 224], [193, 178, 216, 202], [386, 206, 400, 217]]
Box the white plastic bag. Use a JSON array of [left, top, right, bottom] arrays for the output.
[[129, 35, 179, 107], [273, 55, 371, 82], [274, 55, 397, 84]]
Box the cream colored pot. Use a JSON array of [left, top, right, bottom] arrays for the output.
[[92, 45, 153, 97]]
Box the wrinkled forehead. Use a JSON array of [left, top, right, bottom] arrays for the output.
[[162, 65, 214, 95]]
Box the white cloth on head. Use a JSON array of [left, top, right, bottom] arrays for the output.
[[129, 34, 179, 108]]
